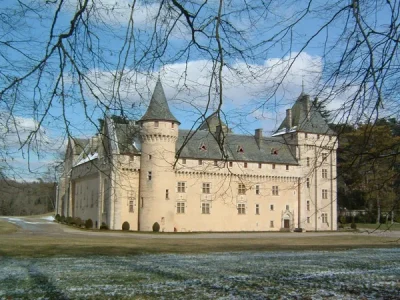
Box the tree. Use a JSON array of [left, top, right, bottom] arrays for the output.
[[338, 122, 400, 223], [1, 0, 400, 181]]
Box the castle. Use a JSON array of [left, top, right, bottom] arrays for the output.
[[56, 79, 337, 232]]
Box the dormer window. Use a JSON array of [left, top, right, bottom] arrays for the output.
[[199, 142, 207, 151], [237, 146, 244, 153], [271, 148, 278, 155]]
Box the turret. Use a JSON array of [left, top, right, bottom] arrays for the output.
[[138, 79, 180, 232]]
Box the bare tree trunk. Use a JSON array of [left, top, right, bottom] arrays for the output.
[[376, 196, 381, 224]]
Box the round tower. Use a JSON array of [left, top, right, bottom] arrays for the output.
[[138, 79, 180, 232]]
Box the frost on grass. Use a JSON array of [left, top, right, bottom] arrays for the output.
[[0, 248, 399, 299]]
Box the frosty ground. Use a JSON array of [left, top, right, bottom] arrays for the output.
[[1, 248, 399, 299], [0, 216, 399, 299]]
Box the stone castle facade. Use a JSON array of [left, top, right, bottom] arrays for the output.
[[56, 80, 338, 232]]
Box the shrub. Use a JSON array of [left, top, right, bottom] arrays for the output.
[[60, 215, 66, 223], [100, 222, 109, 230], [122, 221, 130, 231], [351, 221, 357, 229], [55, 214, 61, 222], [66, 216, 74, 225], [75, 217, 83, 227], [152, 222, 160, 232], [85, 218, 93, 229]]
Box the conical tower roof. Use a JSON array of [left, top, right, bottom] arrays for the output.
[[139, 79, 180, 124]]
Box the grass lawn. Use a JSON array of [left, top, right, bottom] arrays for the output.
[[0, 231, 398, 258], [0, 219, 19, 234], [356, 223, 400, 231]]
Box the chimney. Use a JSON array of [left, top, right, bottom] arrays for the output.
[[255, 129, 263, 148], [286, 109, 292, 130]]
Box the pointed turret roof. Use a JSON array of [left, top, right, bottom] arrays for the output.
[[139, 79, 180, 124], [275, 92, 335, 135]]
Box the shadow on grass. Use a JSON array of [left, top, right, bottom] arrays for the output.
[[27, 264, 68, 299]]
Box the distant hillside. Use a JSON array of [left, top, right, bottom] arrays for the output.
[[0, 179, 56, 216]]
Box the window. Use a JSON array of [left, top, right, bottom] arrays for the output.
[[322, 213, 328, 223], [255, 204, 260, 215], [244, 162, 247, 168], [154, 121, 159, 128], [202, 202, 210, 214], [272, 164, 276, 169], [129, 200, 134, 213], [182, 158, 186, 164], [272, 186, 279, 196], [286, 205, 289, 210], [322, 189, 328, 199], [165, 189, 169, 200], [307, 217, 310, 223], [238, 183, 246, 195], [307, 200, 310, 211], [178, 182, 186, 193], [306, 178, 310, 188], [305, 133, 308, 138], [258, 163, 262, 169], [148, 154, 152, 160], [229, 161, 233, 167], [202, 182, 211, 194], [317, 134, 320, 139], [307, 157, 310, 166], [214, 160, 218, 166], [322, 153, 328, 161], [198, 159, 203, 165], [141, 197, 144, 208], [237, 203, 246, 214], [148, 171, 152, 180], [270, 204, 274, 211], [286, 165, 289, 170], [129, 155, 134, 161], [322, 169, 328, 179], [270, 220, 274, 228], [176, 202, 185, 214], [171, 122, 175, 128], [255, 185, 260, 195]]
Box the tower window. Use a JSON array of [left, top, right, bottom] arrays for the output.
[[171, 122, 175, 128], [238, 183, 246, 195], [322, 189, 328, 199], [129, 200, 134, 213], [255, 185, 260, 195], [286, 165, 289, 170], [270, 204, 274, 211], [202, 183, 211, 194], [182, 158, 186, 164], [177, 182, 186, 193], [307, 157, 310, 166], [307, 200, 310, 211], [322, 169, 328, 178], [272, 186, 279, 196], [147, 171, 152, 180], [255, 204, 260, 215], [258, 163, 262, 169], [244, 162, 248, 168], [198, 159, 203, 165], [272, 164, 276, 169], [165, 189, 169, 200], [229, 161, 233, 167], [154, 121, 159, 128], [306, 178, 310, 188]]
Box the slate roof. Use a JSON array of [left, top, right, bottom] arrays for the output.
[[139, 79, 180, 124], [198, 111, 231, 133], [114, 122, 141, 154], [72, 138, 89, 155], [276, 93, 335, 135], [177, 130, 298, 164]]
